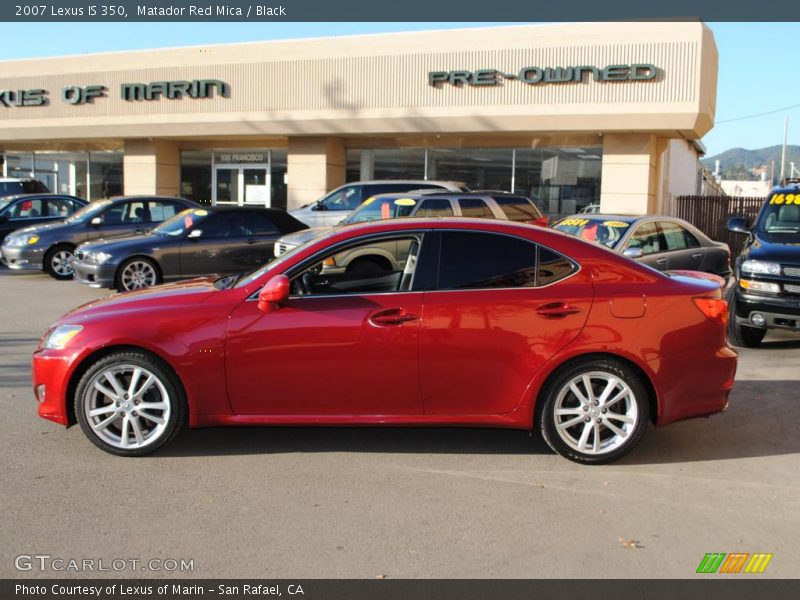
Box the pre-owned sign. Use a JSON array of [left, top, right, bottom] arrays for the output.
[[428, 64, 658, 86]]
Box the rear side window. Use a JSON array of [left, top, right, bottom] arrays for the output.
[[436, 231, 575, 290], [493, 196, 543, 222], [148, 201, 181, 223], [246, 212, 280, 235], [45, 198, 79, 217], [458, 198, 494, 218], [415, 198, 454, 217]]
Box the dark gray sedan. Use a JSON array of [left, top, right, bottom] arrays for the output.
[[552, 214, 731, 279], [72, 206, 307, 291], [1, 195, 199, 279]]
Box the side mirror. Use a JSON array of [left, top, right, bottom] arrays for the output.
[[90, 216, 102, 226], [727, 216, 751, 235], [187, 229, 203, 239], [622, 247, 644, 259], [311, 202, 326, 212], [257, 275, 290, 312]]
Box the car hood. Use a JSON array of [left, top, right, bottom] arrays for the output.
[[278, 226, 333, 246], [57, 277, 219, 324], [79, 233, 173, 255], [744, 231, 800, 263], [6, 219, 69, 238]]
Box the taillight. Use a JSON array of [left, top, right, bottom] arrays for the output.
[[527, 216, 549, 227], [693, 297, 728, 325]]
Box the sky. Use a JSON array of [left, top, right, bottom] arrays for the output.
[[0, 21, 798, 157]]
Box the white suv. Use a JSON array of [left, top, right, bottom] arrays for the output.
[[289, 180, 467, 227]]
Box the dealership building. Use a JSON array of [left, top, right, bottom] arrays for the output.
[[0, 22, 717, 216]]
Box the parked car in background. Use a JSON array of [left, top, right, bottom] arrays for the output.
[[0, 177, 49, 197], [72, 207, 307, 291], [276, 191, 548, 275], [289, 180, 468, 227], [0, 196, 199, 279], [726, 184, 800, 347], [0, 194, 86, 244], [552, 214, 731, 279], [579, 203, 601, 214], [34, 218, 736, 463]]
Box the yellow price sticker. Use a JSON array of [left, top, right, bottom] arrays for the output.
[[770, 193, 797, 205], [361, 196, 377, 206], [394, 198, 417, 206], [560, 218, 590, 227], [603, 220, 629, 227], [193, 209, 208, 216]]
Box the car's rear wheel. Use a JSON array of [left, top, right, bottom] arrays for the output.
[[726, 288, 766, 348], [538, 359, 649, 465], [44, 244, 75, 280], [117, 257, 161, 291], [75, 351, 186, 457]]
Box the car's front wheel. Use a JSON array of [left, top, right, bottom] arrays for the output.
[[75, 351, 186, 456], [538, 359, 650, 465], [116, 257, 161, 292], [44, 244, 75, 280]]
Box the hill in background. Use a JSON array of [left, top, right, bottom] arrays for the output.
[[702, 145, 800, 181]]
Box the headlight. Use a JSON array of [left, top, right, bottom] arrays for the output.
[[43, 325, 83, 350], [741, 260, 780, 276], [4, 236, 27, 247], [87, 251, 113, 265]]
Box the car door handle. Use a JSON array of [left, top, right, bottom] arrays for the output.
[[536, 302, 580, 318], [655, 257, 667, 265], [369, 308, 419, 327], [692, 252, 703, 259]]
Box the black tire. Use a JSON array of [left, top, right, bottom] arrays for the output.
[[43, 244, 75, 280], [115, 257, 162, 292], [536, 358, 650, 465], [74, 350, 186, 457], [726, 287, 766, 348], [346, 257, 390, 275]]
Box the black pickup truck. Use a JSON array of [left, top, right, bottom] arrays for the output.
[[727, 183, 800, 347]]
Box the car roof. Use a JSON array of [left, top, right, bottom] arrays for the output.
[[1, 193, 84, 201], [0, 177, 39, 182], [104, 195, 196, 203]]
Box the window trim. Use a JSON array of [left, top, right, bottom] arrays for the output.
[[428, 229, 580, 293]]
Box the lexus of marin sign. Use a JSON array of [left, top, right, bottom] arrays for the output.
[[0, 79, 230, 107], [428, 64, 658, 86]]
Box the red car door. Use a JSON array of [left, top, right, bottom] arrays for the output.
[[225, 234, 426, 416], [420, 231, 592, 415]]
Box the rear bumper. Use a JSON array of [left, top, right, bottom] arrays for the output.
[[0, 245, 44, 271], [72, 259, 116, 288], [652, 344, 738, 426]]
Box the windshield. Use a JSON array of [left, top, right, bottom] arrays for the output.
[[553, 217, 631, 249], [340, 195, 419, 224], [153, 208, 210, 236], [65, 199, 112, 223], [234, 227, 338, 288], [756, 193, 800, 234], [0, 198, 12, 212]]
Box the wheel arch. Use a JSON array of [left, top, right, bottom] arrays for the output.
[[532, 351, 659, 426], [65, 344, 188, 427]]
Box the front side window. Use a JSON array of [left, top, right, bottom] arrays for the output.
[[320, 186, 363, 211], [626, 222, 665, 255], [436, 231, 574, 290], [102, 201, 145, 225], [199, 212, 255, 238], [291, 235, 423, 297], [659, 221, 699, 251], [553, 217, 630, 249]]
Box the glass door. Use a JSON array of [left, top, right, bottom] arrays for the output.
[[212, 163, 270, 206], [214, 167, 239, 205]]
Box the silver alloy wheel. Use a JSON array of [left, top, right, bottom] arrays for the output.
[[121, 260, 157, 290], [51, 250, 74, 276], [552, 371, 638, 455], [82, 364, 171, 450]]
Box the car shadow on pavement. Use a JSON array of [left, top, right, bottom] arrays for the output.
[[159, 380, 798, 463]]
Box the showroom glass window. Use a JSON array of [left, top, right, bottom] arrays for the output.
[[436, 231, 574, 289]]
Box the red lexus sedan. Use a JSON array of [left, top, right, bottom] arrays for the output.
[[32, 218, 737, 464]]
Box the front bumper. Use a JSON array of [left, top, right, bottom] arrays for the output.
[[32, 347, 85, 426], [0, 245, 45, 271], [734, 288, 800, 331], [72, 259, 117, 288]]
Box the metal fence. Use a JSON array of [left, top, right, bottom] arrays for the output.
[[671, 195, 764, 258]]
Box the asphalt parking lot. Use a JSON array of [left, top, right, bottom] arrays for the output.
[[1, 266, 798, 579]]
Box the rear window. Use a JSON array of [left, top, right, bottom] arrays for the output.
[[553, 217, 631, 249], [493, 196, 543, 222]]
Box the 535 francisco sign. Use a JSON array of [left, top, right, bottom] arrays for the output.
[[428, 64, 658, 86]]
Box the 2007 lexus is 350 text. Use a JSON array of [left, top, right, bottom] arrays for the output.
[[32, 218, 737, 464]]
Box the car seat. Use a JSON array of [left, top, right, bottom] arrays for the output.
[[778, 204, 800, 226]]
